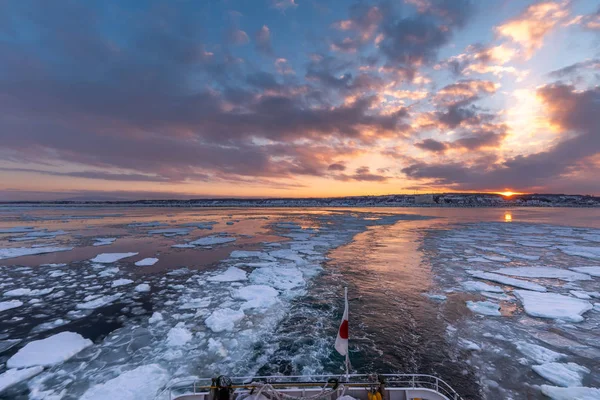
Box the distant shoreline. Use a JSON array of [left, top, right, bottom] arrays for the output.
[[1, 193, 598, 207]]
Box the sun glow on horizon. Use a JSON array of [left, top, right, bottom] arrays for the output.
[[498, 191, 519, 197]]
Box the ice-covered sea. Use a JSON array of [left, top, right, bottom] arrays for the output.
[[0, 207, 599, 400]]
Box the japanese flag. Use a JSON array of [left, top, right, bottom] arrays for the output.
[[334, 287, 349, 356]]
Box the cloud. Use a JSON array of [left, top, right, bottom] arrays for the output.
[[414, 125, 507, 154], [378, 0, 474, 73], [415, 139, 448, 152], [433, 79, 498, 106], [402, 83, 600, 192], [330, 3, 383, 52], [549, 58, 600, 78], [328, 163, 347, 171], [496, 1, 570, 57], [228, 29, 250, 45], [414, 80, 499, 130], [275, 58, 295, 75], [0, 168, 177, 182], [255, 25, 273, 54], [0, 189, 238, 202], [583, 6, 600, 30], [571, 6, 600, 31], [438, 43, 524, 78], [0, 0, 597, 196], [0, 1, 416, 187], [272, 0, 297, 12], [333, 166, 389, 182]]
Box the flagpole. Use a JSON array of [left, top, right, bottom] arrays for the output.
[[345, 352, 350, 380], [344, 287, 349, 381], [335, 286, 350, 381]]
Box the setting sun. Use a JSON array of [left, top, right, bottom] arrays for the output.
[[498, 191, 518, 197]]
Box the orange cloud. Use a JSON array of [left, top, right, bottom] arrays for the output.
[[434, 79, 499, 106], [496, 1, 570, 57]]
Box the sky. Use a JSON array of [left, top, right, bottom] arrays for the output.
[[0, 0, 599, 201]]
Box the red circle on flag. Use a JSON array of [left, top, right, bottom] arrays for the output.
[[339, 320, 348, 339]]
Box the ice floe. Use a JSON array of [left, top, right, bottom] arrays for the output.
[[482, 255, 511, 262], [0, 226, 36, 234], [31, 319, 68, 334], [269, 249, 305, 264], [93, 237, 116, 246], [559, 245, 600, 259], [0, 366, 44, 393], [461, 281, 503, 293], [466, 301, 501, 316], [135, 257, 159, 266], [205, 308, 245, 332], [0, 339, 21, 354], [7, 332, 92, 368], [517, 241, 552, 248], [148, 228, 191, 236], [423, 293, 447, 301], [135, 283, 151, 292], [569, 290, 596, 300], [515, 341, 565, 364], [90, 252, 139, 263], [127, 221, 166, 227], [171, 244, 195, 248], [182, 222, 217, 229], [569, 266, 600, 277], [467, 270, 547, 292], [80, 364, 169, 400], [188, 236, 237, 246], [249, 266, 305, 290], [540, 385, 600, 400], [494, 267, 591, 281], [0, 246, 73, 260], [76, 293, 123, 309], [149, 312, 164, 324], [514, 290, 593, 322], [233, 285, 280, 309], [166, 323, 193, 347], [0, 300, 23, 312], [532, 362, 589, 387], [207, 266, 247, 282], [229, 250, 275, 260], [111, 278, 134, 287], [4, 287, 54, 297]]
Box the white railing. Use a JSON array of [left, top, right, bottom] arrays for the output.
[[157, 373, 463, 400]]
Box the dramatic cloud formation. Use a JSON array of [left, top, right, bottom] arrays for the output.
[[496, 1, 570, 57], [403, 84, 600, 192], [0, 0, 598, 200]]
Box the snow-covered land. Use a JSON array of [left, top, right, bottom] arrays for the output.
[[2, 193, 599, 208]]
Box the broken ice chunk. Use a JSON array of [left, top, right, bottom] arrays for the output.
[[514, 290, 593, 323], [7, 332, 92, 368], [204, 308, 245, 332], [0, 366, 44, 393], [466, 300, 501, 316], [532, 362, 589, 387], [90, 253, 138, 263], [134, 257, 159, 266]]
